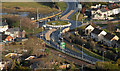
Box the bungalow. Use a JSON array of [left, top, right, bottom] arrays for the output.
[[85, 24, 95, 35], [0, 22, 8, 32], [2, 35, 13, 43], [103, 33, 119, 47], [91, 28, 102, 41]]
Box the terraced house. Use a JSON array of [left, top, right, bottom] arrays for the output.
[[91, 2, 120, 20]]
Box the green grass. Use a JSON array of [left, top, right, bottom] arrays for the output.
[[96, 24, 107, 27], [76, 44, 111, 61], [56, 2, 67, 11], [2, 2, 57, 14], [47, 21, 69, 25], [65, 42, 82, 54], [25, 27, 44, 35]]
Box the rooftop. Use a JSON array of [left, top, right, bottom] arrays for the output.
[[91, 28, 102, 35], [104, 33, 115, 40]]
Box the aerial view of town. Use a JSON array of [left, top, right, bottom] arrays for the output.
[[1, 0, 120, 71]]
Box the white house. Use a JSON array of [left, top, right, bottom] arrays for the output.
[[98, 30, 107, 41], [0, 22, 8, 32], [91, 5, 120, 20], [85, 24, 95, 35]]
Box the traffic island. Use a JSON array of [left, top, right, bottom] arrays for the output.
[[45, 21, 71, 28]]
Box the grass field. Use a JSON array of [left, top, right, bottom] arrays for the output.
[[47, 21, 69, 25], [2, 2, 57, 14], [56, 2, 67, 11]]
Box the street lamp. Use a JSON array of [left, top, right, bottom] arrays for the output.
[[103, 51, 106, 62], [82, 44, 85, 59]]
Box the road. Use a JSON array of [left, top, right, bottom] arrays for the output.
[[37, 2, 102, 64]]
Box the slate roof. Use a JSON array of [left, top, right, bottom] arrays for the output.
[[91, 28, 102, 35], [104, 33, 115, 40], [117, 39, 120, 44]]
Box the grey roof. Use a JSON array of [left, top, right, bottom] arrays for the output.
[[100, 9, 107, 12], [91, 28, 102, 35], [117, 39, 120, 44], [0, 22, 8, 26], [104, 33, 115, 40], [7, 27, 20, 33]]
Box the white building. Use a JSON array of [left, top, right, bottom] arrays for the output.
[[85, 24, 95, 35], [0, 22, 8, 32]]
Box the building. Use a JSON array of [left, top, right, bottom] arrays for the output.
[[85, 24, 95, 35], [91, 28, 102, 41], [91, 2, 120, 20], [2, 35, 13, 43], [103, 33, 119, 47], [5, 27, 20, 39], [0, 22, 8, 32]]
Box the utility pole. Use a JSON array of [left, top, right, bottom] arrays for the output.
[[82, 44, 85, 59], [103, 51, 106, 62], [37, 8, 39, 20]]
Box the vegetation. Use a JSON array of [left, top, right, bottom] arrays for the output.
[[3, 15, 44, 35], [47, 21, 69, 25], [56, 2, 67, 11], [70, 12, 86, 21], [2, 2, 58, 14]]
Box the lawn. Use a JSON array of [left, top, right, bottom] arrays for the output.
[[56, 2, 67, 11], [46, 21, 69, 25], [76, 44, 111, 61], [2, 2, 57, 14], [96, 24, 107, 27]]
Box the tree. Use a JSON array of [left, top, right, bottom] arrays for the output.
[[81, 7, 86, 15]]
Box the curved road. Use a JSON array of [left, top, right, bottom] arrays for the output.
[[37, 2, 102, 64]]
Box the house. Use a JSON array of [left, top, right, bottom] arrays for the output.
[[5, 27, 20, 39], [91, 28, 102, 41], [5, 53, 17, 58], [91, 2, 120, 20], [103, 33, 119, 47], [85, 24, 95, 35], [98, 30, 107, 41], [25, 56, 36, 60], [0, 22, 8, 32], [2, 35, 13, 43], [0, 61, 7, 70], [5, 27, 26, 39], [59, 64, 70, 69]]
